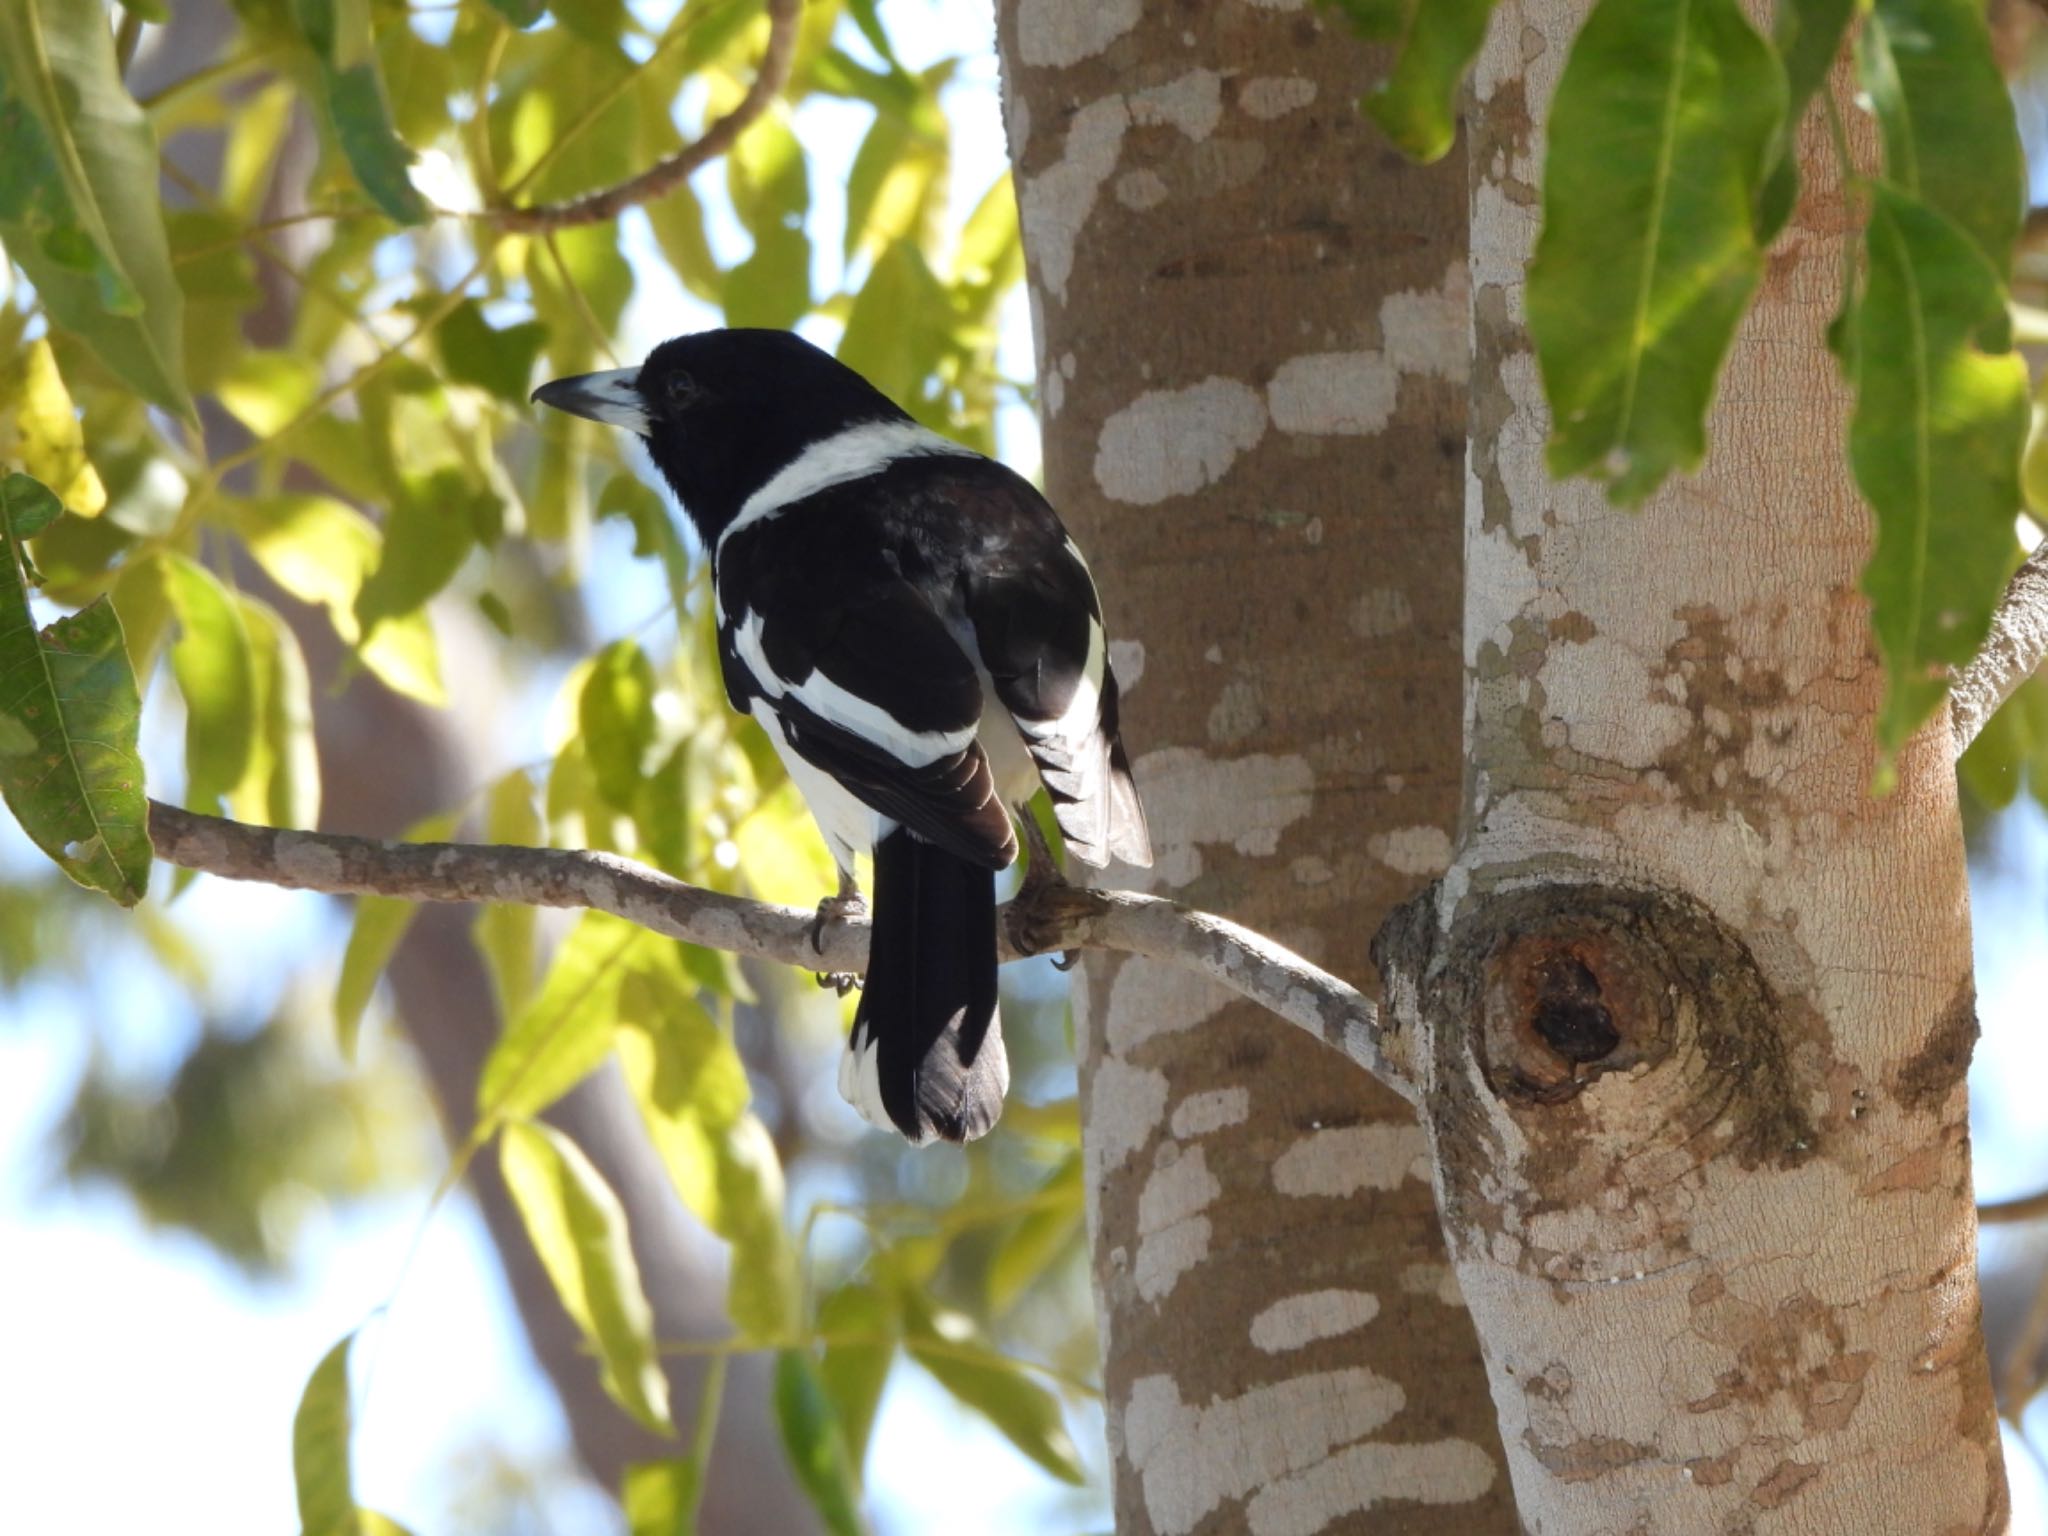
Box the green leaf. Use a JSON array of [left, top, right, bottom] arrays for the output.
[[1851, 185, 2028, 755], [987, 1153, 1084, 1315], [901, 1295, 1085, 1485], [615, 978, 798, 1342], [723, 225, 812, 331], [477, 910, 648, 1122], [1859, 0, 2021, 275], [843, 80, 946, 262], [333, 808, 460, 1060], [624, 1458, 702, 1536], [476, 768, 541, 1023], [645, 181, 724, 305], [580, 639, 659, 812], [818, 1283, 895, 1479], [484, 0, 549, 25], [228, 493, 445, 706], [233, 595, 321, 830], [1360, 0, 1501, 164], [0, 476, 148, 905], [437, 300, 549, 402], [288, 0, 428, 224], [500, 1119, 674, 1435], [1527, 0, 1785, 505], [773, 1351, 867, 1536], [1755, 0, 1852, 238], [354, 472, 480, 639], [292, 1333, 357, 1536], [162, 554, 256, 815], [0, 11, 190, 417], [1, 471, 61, 539]]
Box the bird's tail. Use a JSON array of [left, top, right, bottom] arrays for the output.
[[839, 827, 1007, 1143]]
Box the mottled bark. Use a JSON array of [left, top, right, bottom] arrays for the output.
[[997, 3, 1515, 1534], [1369, 5, 2007, 1530]]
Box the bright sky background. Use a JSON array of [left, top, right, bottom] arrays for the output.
[[5, 6, 2048, 1534]]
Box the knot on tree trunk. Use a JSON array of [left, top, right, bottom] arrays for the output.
[[1373, 876, 1816, 1273]]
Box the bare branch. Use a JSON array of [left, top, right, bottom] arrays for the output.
[[146, 800, 1410, 1102], [493, 0, 801, 234], [1952, 544, 2048, 755]]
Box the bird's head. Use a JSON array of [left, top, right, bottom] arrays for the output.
[[531, 328, 905, 540]]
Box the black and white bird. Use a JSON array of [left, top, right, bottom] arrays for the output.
[[533, 329, 1150, 1144]]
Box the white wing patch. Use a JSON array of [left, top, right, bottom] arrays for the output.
[[717, 418, 977, 556], [735, 608, 978, 770]]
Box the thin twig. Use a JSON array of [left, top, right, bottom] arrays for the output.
[[493, 0, 801, 233], [1952, 544, 2048, 755], [1980, 1188, 2048, 1225], [144, 800, 1409, 1101]]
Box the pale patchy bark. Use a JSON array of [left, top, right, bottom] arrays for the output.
[[997, 3, 1515, 1533], [1367, 5, 2007, 1531]]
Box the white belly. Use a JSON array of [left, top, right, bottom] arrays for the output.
[[751, 700, 890, 875]]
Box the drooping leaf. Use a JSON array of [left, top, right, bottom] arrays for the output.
[[817, 1282, 895, 1479], [0, 474, 148, 905], [0, 13, 190, 416], [476, 910, 648, 1122], [484, 0, 549, 26], [843, 74, 947, 262], [333, 808, 461, 1059], [475, 769, 542, 1023], [292, 1333, 357, 1536], [353, 471, 481, 640], [287, 0, 428, 223], [645, 181, 725, 305], [1527, 0, 1786, 505], [1359, 0, 1501, 164], [500, 1119, 674, 1435], [232, 595, 321, 830], [1755, 0, 1853, 239], [616, 967, 798, 1343], [580, 638, 659, 812], [162, 554, 257, 816], [900, 1294, 1085, 1485], [1851, 186, 2028, 756], [1858, 0, 2021, 275], [773, 1350, 867, 1536], [624, 1458, 703, 1536], [986, 1153, 1084, 1315]]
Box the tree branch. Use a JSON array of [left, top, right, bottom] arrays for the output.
[[492, 0, 801, 234], [1952, 543, 2048, 755], [145, 800, 1411, 1103]]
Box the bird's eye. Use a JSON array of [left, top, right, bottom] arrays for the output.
[[664, 372, 700, 409]]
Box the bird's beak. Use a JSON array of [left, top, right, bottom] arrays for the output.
[[530, 368, 650, 434]]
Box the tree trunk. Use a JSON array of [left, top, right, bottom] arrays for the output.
[[997, 4, 1518, 1532], [1369, 4, 2008, 1530]]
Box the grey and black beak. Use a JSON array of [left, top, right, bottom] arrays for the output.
[[531, 368, 650, 434]]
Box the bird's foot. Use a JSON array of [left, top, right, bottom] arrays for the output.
[[1014, 810, 1081, 970], [809, 873, 867, 993], [808, 874, 867, 954]]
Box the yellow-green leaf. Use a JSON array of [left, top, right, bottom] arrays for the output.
[[292, 1333, 357, 1536], [773, 1350, 866, 1536], [233, 594, 321, 830], [476, 768, 542, 1022], [333, 807, 460, 1060], [162, 553, 256, 815], [817, 1282, 895, 1479], [901, 1294, 1085, 1485], [500, 1119, 673, 1435], [1, 338, 105, 515], [477, 910, 647, 1123]]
